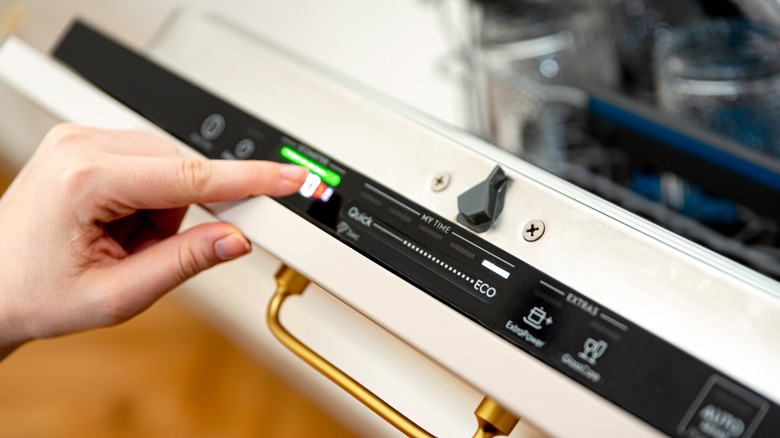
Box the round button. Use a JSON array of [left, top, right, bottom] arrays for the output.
[[235, 138, 255, 159], [201, 114, 225, 141]]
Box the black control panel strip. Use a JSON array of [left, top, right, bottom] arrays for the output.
[[54, 22, 779, 437]]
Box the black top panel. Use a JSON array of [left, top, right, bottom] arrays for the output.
[[54, 21, 779, 437]]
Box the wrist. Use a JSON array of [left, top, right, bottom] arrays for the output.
[[0, 287, 30, 360]]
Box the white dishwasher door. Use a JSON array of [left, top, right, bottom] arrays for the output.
[[1, 10, 779, 438]]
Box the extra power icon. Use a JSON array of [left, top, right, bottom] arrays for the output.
[[579, 338, 609, 365], [523, 306, 554, 330]]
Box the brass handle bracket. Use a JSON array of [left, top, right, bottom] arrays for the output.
[[473, 396, 520, 438]]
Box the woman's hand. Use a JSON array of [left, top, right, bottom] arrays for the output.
[[0, 124, 306, 358]]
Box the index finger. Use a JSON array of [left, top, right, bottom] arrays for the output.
[[107, 155, 308, 209]]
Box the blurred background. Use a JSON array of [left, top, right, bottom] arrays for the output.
[[0, 0, 779, 436]]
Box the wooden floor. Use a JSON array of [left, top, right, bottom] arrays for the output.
[[0, 171, 359, 437], [0, 296, 361, 437]]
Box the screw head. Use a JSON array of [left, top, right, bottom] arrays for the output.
[[522, 219, 545, 242], [431, 172, 451, 192]]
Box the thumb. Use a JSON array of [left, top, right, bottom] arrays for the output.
[[100, 222, 251, 320]]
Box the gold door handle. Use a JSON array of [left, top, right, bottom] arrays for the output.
[[267, 264, 519, 438]]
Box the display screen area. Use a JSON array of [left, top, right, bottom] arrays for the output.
[[54, 21, 780, 437]]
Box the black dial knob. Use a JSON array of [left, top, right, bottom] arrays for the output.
[[457, 166, 509, 233]]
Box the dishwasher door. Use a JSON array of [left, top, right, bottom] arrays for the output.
[[1, 10, 778, 438]]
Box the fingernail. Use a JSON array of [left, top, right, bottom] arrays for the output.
[[215, 233, 252, 261], [280, 164, 308, 181]]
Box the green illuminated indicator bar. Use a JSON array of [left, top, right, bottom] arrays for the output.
[[280, 146, 341, 186]]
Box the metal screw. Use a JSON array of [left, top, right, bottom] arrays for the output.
[[431, 172, 451, 192], [523, 219, 545, 242]]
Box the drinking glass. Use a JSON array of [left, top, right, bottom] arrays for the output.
[[655, 20, 780, 159], [469, 0, 618, 171]]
